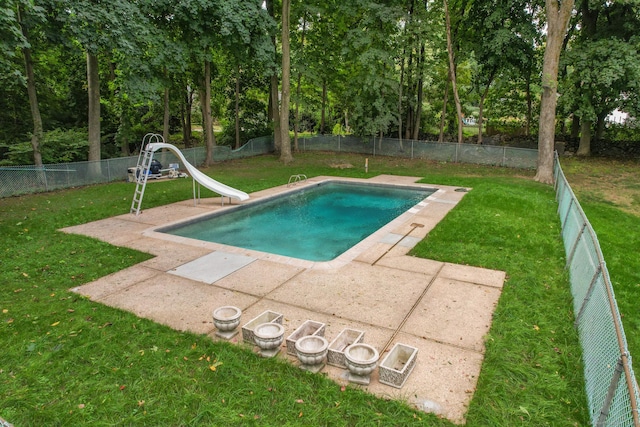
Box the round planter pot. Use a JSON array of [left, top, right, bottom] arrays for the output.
[[344, 343, 379, 385], [253, 322, 285, 357], [295, 335, 328, 372], [212, 306, 242, 339]]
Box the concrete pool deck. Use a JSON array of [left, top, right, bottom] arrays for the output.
[[61, 175, 505, 424]]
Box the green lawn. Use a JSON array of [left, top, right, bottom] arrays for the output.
[[3, 152, 637, 426]]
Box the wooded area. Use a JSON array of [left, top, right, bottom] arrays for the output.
[[1, 0, 639, 177]]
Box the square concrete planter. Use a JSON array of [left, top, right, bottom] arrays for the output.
[[327, 328, 365, 368], [241, 310, 284, 345], [379, 343, 418, 388], [286, 320, 326, 356]]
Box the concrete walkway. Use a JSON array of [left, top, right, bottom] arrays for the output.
[[62, 175, 505, 424]]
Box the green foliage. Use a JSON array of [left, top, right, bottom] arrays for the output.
[[0, 128, 88, 165], [486, 117, 530, 137], [604, 121, 640, 142]]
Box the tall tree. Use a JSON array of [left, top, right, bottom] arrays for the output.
[[560, 0, 640, 156], [443, 0, 464, 144], [16, 3, 45, 166], [280, 0, 293, 163], [535, 0, 574, 184]]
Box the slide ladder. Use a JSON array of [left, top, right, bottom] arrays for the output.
[[130, 134, 163, 215]]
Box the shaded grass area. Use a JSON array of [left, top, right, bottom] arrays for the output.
[[560, 157, 640, 375], [0, 152, 601, 425]]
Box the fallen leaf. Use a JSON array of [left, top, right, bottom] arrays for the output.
[[120, 385, 126, 391], [340, 385, 346, 392], [191, 343, 197, 350], [533, 325, 540, 331], [296, 399, 304, 404], [51, 321, 60, 327], [2, 309, 8, 314], [78, 404, 85, 409]]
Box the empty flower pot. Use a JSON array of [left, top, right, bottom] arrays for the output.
[[379, 343, 418, 388], [344, 343, 379, 385], [241, 310, 284, 345], [286, 320, 326, 356], [212, 306, 242, 340], [253, 322, 285, 358], [295, 335, 328, 373], [327, 328, 365, 368]]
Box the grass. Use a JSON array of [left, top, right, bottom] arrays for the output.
[[1, 151, 637, 425]]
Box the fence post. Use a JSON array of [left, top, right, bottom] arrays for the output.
[[565, 221, 587, 268], [43, 166, 49, 192], [574, 265, 602, 327], [597, 356, 625, 426]]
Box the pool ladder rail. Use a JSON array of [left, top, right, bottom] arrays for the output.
[[287, 174, 307, 187]]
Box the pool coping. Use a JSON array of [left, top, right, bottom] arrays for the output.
[[141, 176, 468, 270]]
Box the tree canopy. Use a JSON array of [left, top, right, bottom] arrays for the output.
[[1, 0, 639, 170]]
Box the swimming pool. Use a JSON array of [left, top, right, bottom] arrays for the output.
[[160, 182, 436, 262]]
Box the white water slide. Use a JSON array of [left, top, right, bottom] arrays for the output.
[[147, 142, 250, 202], [130, 138, 250, 215]]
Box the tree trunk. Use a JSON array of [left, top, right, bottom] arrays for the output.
[[398, 54, 405, 143], [201, 60, 215, 167], [182, 86, 193, 147], [444, 0, 464, 144], [19, 7, 43, 167], [595, 112, 606, 141], [294, 71, 302, 151], [439, 80, 449, 143], [413, 69, 423, 141], [87, 51, 101, 174], [266, 0, 281, 152], [279, 0, 293, 163], [163, 85, 170, 143], [577, 119, 591, 156], [344, 110, 349, 132], [478, 86, 489, 144], [270, 75, 281, 152], [525, 74, 532, 136], [412, 42, 426, 141], [235, 65, 241, 149], [535, 0, 575, 184], [320, 80, 327, 134], [293, 15, 307, 152], [570, 114, 580, 139]]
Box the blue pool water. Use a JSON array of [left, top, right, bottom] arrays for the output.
[[162, 182, 435, 262]]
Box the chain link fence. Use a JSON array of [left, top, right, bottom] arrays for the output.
[[0, 136, 273, 198], [1, 135, 536, 198], [297, 134, 538, 168], [555, 154, 640, 426]]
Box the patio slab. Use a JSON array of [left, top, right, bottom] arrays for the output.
[[64, 175, 504, 425], [94, 273, 259, 335], [169, 250, 256, 284]]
